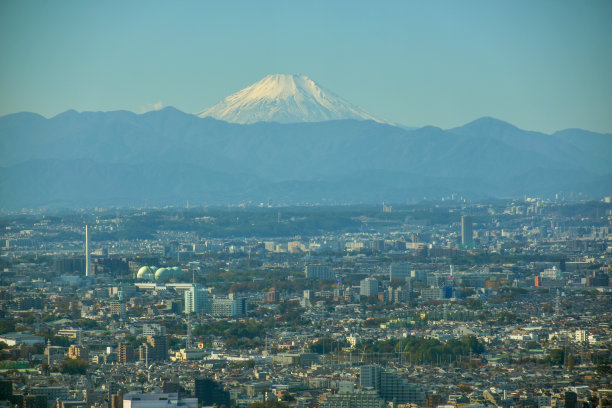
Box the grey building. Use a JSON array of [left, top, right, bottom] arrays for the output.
[[389, 263, 411, 282], [184, 285, 211, 314], [421, 287, 443, 302], [211, 294, 246, 317], [305, 264, 335, 280], [360, 365, 425, 405], [461, 215, 473, 245], [319, 391, 385, 408], [360, 277, 379, 297]]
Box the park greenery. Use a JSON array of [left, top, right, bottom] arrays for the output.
[[193, 302, 306, 349], [356, 335, 485, 365], [59, 358, 88, 375]]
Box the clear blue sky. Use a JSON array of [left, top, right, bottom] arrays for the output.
[[1, 0, 611, 133]]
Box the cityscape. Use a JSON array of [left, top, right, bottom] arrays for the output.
[[0, 198, 610, 407], [1, 1, 611, 408]]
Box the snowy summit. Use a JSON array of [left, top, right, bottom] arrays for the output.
[[197, 74, 384, 124]]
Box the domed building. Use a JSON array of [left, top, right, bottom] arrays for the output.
[[137, 266, 154, 280], [154, 266, 184, 281], [154, 267, 171, 282]]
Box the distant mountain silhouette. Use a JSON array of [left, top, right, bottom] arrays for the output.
[[0, 107, 610, 208]]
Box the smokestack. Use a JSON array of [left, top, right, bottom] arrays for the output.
[[85, 225, 91, 277]]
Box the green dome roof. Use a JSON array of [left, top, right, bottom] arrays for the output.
[[137, 266, 154, 279], [155, 267, 170, 281]]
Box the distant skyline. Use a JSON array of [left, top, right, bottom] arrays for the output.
[[1, 0, 611, 134]]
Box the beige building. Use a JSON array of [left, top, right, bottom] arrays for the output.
[[68, 344, 88, 360]]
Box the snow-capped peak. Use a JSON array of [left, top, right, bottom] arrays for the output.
[[197, 74, 385, 124]]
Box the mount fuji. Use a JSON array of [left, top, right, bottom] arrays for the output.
[[197, 74, 386, 124], [1, 75, 611, 208]]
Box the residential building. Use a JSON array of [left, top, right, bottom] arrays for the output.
[[305, 264, 334, 280], [110, 299, 126, 319], [68, 345, 88, 360], [541, 266, 562, 280], [360, 365, 425, 405], [421, 287, 443, 302], [142, 324, 166, 337], [118, 343, 135, 364], [266, 288, 279, 303], [319, 391, 385, 408]]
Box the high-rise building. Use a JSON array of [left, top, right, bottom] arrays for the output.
[[110, 299, 126, 319], [139, 336, 168, 363], [118, 343, 135, 364], [266, 288, 279, 303], [360, 277, 379, 297], [68, 345, 88, 360], [211, 294, 246, 317], [361, 365, 381, 389], [360, 365, 425, 405], [461, 215, 473, 245], [421, 287, 443, 302], [389, 263, 412, 282], [390, 286, 411, 303], [54, 257, 86, 275], [85, 225, 92, 277], [185, 285, 211, 314]]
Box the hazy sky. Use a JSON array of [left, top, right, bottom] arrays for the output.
[[1, 0, 611, 133]]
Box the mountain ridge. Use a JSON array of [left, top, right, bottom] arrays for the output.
[[1, 107, 611, 209]]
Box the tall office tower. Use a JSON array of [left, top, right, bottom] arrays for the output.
[[461, 216, 473, 245], [85, 225, 92, 277]]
